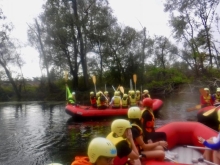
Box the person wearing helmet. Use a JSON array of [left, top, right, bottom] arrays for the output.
[[106, 119, 141, 165], [135, 90, 141, 105], [90, 91, 97, 108], [96, 91, 107, 110], [65, 84, 76, 105], [71, 137, 117, 165], [212, 88, 220, 106], [104, 91, 110, 106], [141, 98, 167, 144], [109, 91, 121, 109], [129, 90, 137, 107], [200, 88, 213, 108], [127, 106, 166, 161], [142, 89, 151, 100], [121, 94, 129, 108]]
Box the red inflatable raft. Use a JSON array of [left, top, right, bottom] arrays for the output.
[[144, 121, 217, 165], [71, 121, 217, 165], [197, 105, 220, 131], [65, 99, 163, 119]]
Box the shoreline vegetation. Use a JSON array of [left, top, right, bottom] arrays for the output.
[[1, 73, 220, 102]]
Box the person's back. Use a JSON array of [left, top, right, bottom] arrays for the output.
[[106, 119, 141, 165], [97, 92, 107, 109], [110, 91, 121, 109], [127, 106, 166, 161], [141, 98, 167, 143], [122, 94, 129, 108], [89, 91, 97, 108], [129, 91, 137, 107]]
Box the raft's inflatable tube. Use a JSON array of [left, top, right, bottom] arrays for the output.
[[65, 99, 163, 119], [197, 106, 220, 131], [144, 121, 217, 165]]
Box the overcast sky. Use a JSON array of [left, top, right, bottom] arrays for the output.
[[0, 0, 171, 78]]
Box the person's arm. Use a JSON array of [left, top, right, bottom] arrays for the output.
[[126, 129, 139, 159], [198, 136, 220, 150]]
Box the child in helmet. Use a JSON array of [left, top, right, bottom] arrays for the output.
[[127, 106, 165, 161], [106, 119, 141, 165], [71, 137, 117, 165], [141, 98, 167, 144], [90, 91, 97, 108], [200, 88, 213, 108], [109, 91, 121, 109], [212, 88, 220, 106], [142, 89, 151, 100], [122, 94, 129, 108], [129, 90, 137, 107]]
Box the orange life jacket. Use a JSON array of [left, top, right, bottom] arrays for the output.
[[71, 156, 92, 165]]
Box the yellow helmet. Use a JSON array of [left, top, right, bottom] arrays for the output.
[[123, 94, 128, 98], [96, 92, 100, 97], [128, 90, 132, 94], [204, 88, 209, 91], [90, 91, 94, 95], [111, 119, 131, 137], [72, 92, 75, 95], [104, 91, 108, 94], [130, 90, 135, 95], [143, 89, 149, 94], [127, 106, 141, 119], [136, 90, 140, 94], [217, 88, 220, 92], [114, 91, 120, 96], [87, 137, 117, 163]]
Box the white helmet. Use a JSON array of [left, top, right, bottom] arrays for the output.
[[87, 137, 117, 163], [127, 106, 141, 119], [111, 119, 131, 137]]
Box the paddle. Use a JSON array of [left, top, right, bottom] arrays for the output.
[[112, 85, 116, 91], [203, 105, 220, 116], [198, 158, 218, 165], [130, 79, 133, 90], [92, 75, 97, 93], [119, 86, 124, 95], [133, 74, 137, 92], [183, 145, 211, 150], [186, 88, 208, 112], [47, 163, 63, 165]]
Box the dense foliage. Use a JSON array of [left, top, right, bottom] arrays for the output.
[[0, 0, 220, 101]]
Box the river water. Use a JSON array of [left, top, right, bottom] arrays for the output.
[[0, 86, 201, 165]]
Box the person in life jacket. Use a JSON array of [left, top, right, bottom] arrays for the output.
[[109, 91, 121, 109], [90, 91, 97, 108], [96, 91, 107, 110], [200, 88, 214, 108], [198, 134, 220, 164], [127, 106, 165, 161], [129, 90, 137, 107], [142, 90, 151, 100], [104, 91, 110, 106], [106, 119, 141, 165], [141, 98, 167, 144], [212, 88, 220, 106], [135, 90, 141, 105], [66, 84, 76, 105], [71, 137, 117, 165], [122, 94, 129, 108]]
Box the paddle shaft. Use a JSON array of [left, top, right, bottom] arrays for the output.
[[184, 145, 211, 150], [198, 158, 218, 165]]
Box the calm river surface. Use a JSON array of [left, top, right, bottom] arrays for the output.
[[0, 86, 201, 165]]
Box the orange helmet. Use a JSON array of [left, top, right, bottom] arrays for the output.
[[142, 98, 153, 108]]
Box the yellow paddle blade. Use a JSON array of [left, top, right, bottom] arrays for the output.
[[119, 86, 124, 94], [203, 108, 216, 116], [217, 110, 220, 122], [186, 104, 201, 112], [92, 75, 96, 84], [133, 74, 137, 84], [64, 71, 68, 82]]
